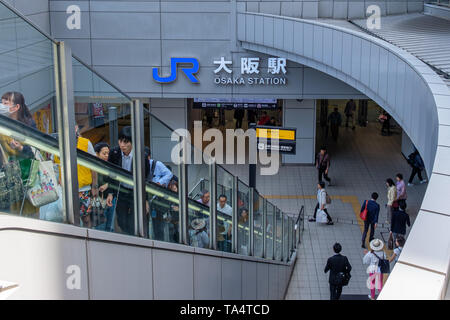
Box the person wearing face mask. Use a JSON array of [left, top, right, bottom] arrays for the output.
[[0, 92, 36, 159]]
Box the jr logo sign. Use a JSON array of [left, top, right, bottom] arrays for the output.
[[152, 58, 200, 83]]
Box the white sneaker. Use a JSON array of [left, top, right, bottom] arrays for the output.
[[420, 180, 427, 184], [407, 183, 414, 186]]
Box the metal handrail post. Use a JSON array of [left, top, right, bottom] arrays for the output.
[[179, 159, 189, 245], [249, 188, 254, 256], [132, 99, 146, 237], [232, 176, 238, 253], [262, 198, 267, 258], [272, 207, 276, 260], [281, 212, 285, 261], [55, 42, 79, 226], [209, 162, 217, 250]]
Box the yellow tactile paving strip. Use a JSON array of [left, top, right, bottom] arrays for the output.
[[266, 194, 392, 285], [264, 194, 393, 257]]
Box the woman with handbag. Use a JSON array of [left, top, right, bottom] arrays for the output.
[[363, 239, 388, 300], [309, 181, 333, 225], [385, 178, 397, 224], [0, 92, 38, 217]]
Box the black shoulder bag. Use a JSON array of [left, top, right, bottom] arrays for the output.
[[374, 252, 390, 274]]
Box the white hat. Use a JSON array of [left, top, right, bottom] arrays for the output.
[[370, 239, 384, 251], [191, 218, 206, 230]]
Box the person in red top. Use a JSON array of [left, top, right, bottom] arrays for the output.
[[257, 111, 270, 125]]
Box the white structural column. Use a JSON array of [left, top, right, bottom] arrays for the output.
[[236, 11, 450, 299]]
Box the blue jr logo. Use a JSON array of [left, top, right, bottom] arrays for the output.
[[152, 58, 200, 83]]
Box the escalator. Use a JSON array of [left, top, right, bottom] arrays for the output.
[[0, 0, 300, 299]]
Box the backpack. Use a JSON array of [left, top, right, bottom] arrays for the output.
[[149, 159, 157, 181], [169, 174, 178, 186], [374, 252, 390, 274], [407, 153, 415, 167]]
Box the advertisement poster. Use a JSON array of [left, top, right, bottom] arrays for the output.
[[33, 103, 52, 134]]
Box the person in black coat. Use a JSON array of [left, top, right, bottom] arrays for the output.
[[234, 109, 245, 129], [361, 192, 380, 249], [106, 126, 149, 235], [390, 203, 410, 245], [407, 150, 427, 185], [324, 243, 352, 300]]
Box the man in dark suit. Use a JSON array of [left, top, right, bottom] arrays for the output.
[[324, 243, 352, 300], [106, 126, 149, 235], [361, 192, 380, 248]]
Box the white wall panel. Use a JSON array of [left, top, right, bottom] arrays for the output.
[[246, 13, 255, 43], [360, 39, 371, 87], [0, 230, 89, 299], [194, 255, 222, 299], [256, 262, 269, 299], [222, 259, 243, 299], [323, 28, 333, 66], [283, 20, 294, 53], [293, 22, 303, 56], [255, 15, 264, 44], [303, 24, 314, 59], [369, 44, 380, 93], [313, 25, 323, 63], [88, 241, 153, 299], [274, 18, 284, 49], [331, 29, 342, 70], [153, 249, 194, 299], [263, 16, 274, 47], [342, 33, 352, 75], [242, 261, 257, 299]]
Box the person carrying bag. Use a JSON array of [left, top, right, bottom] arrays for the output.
[[0, 143, 24, 211], [25, 148, 59, 208], [363, 239, 387, 300]]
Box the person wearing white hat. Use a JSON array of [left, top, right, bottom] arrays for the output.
[[189, 218, 209, 248], [363, 239, 387, 300]]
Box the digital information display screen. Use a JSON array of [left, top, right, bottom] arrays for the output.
[[193, 98, 278, 109]]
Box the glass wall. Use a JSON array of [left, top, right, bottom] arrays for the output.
[[216, 166, 233, 252], [429, 0, 450, 7], [275, 209, 282, 260], [0, 1, 63, 222], [283, 215, 289, 261], [186, 140, 211, 247], [75, 149, 135, 234], [0, 0, 298, 264], [253, 190, 264, 258], [265, 202, 275, 259], [146, 181, 180, 243], [71, 56, 135, 232], [0, 114, 63, 221], [144, 109, 180, 242], [187, 197, 210, 249], [237, 180, 250, 255]]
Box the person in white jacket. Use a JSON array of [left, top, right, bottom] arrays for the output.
[[363, 239, 386, 300], [309, 181, 334, 225]]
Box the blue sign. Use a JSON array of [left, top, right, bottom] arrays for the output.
[[152, 58, 200, 83]]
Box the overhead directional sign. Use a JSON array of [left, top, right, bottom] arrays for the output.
[[256, 125, 296, 154]]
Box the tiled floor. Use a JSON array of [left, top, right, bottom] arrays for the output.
[[223, 121, 427, 300]]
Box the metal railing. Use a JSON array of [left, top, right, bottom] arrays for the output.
[[0, 0, 297, 264], [427, 0, 450, 8], [294, 206, 305, 246]]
